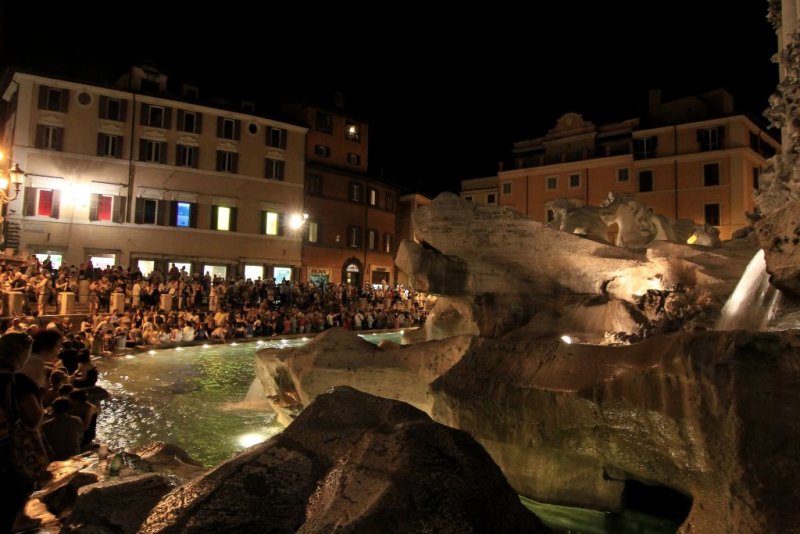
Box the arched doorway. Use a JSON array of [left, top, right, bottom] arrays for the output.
[[342, 258, 363, 287]]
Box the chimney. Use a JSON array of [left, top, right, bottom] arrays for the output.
[[498, 161, 505, 172], [648, 89, 662, 109]]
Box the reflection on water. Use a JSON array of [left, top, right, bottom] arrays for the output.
[[521, 497, 679, 534], [96, 333, 404, 467]]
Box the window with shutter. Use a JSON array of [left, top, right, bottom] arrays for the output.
[[217, 151, 236, 172], [36, 126, 63, 150], [347, 153, 361, 166], [46, 88, 63, 111], [368, 229, 377, 250], [220, 118, 237, 140], [265, 158, 285, 180], [384, 234, 393, 254], [106, 98, 122, 121], [148, 106, 165, 128], [267, 127, 287, 148], [177, 145, 197, 167], [348, 226, 361, 248], [37, 190, 53, 217], [264, 211, 279, 235], [97, 195, 113, 221]]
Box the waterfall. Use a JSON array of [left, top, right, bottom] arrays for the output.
[[716, 249, 782, 331]]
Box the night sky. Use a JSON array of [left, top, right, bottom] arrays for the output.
[[0, 2, 778, 197]]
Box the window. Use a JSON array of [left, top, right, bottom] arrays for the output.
[[212, 206, 236, 231], [345, 120, 360, 142], [368, 229, 377, 250], [384, 234, 393, 254], [307, 221, 319, 243], [267, 127, 287, 149], [140, 139, 165, 163], [216, 150, 238, 173], [102, 98, 123, 121], [546, 208, 555, 223], [698, 127, 724, 151], [176, 145, 198, 167], [35, 125, 63, 150], [638, 170, 653, 192], [148, 105, 165, 128], [264, 211, 279, 235], [204, 265, 227, 279], [273, 267, 292, 282], [487, 193, 496, 204], [502, 182, 512, 195], [347, 153, 362, 166], [368, 188, 377, 206], [307, 174, 323, 195], [316, 111, 333, 134], [464, 196, 473, 201], [89, 194, 126, 223], [137, 260, 155, 277], [617, 168, 630, 182], [25, 188, 60, 218], [569, 173, 581, 188], [265, 158, 285, 180], [135, 198, 159, 224], [386, 192, 396, 211], [703, 163, 720, 186], [97, 133, 122, 158], [634, 136, 657, 159], [350, 182, 363, 202], [179, 111, 199, 133], [219, 118, 239, 140], [176, 202, 192, 227], [705, 203, 720, 226], [38, 190, 53, 217], [348, 226, 361, 248], [38, 86, 68, 112], [546, 176, 558, 190], [244, 265, 264, 281], [315, 145, 331, 158], [753, 167, 760, 190]]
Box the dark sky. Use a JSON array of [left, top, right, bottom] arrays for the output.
[[0, 2, 778, 197]]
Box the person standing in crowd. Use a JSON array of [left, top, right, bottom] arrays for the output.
[[0, 333, 44, 534]]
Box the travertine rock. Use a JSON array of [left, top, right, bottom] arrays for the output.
[[755, 197, 800, 298], [139, 387, 544, 534]]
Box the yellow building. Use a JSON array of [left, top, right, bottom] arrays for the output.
[[0, 66, 308, 280], [463, 90, 779, 240]]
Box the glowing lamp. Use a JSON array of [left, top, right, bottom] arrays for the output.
[[288, 212, 309, 230], [686, 234, 698, 245], [560, 335, 573, 344]]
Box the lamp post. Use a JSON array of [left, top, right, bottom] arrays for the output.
[[0, 163, 26, 247]]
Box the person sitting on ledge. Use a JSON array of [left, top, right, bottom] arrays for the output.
[[41, 397, 84, 461]]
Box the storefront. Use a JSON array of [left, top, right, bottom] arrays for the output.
[[308, 267, 331, 285], [342, 258, 362, 287], [272, 266, 292, 282], [370, 267, 390, 288]]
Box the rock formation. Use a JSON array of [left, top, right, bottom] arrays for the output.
[[139, 387, 545, 534], [255, 327, 471, 415], [397, 193, 755, 339], [429, 324, 800, 533], [756, 197, 800, 298]]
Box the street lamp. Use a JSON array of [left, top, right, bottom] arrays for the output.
[[0, 163, 26, 246], [288, 212, 309, 230]]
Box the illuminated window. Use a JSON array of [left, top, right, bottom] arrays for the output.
[[345, 120, 360, 142], [176, 202, 191, 227], [216, 206, 231, 231], [349, 183, 363, 202], [38, 190, 53, 217], [307, 221, 318, 243], [368, 188, 377, 206], [273, 267, 292, 282], [244, 265, 264, 281], [368, 229, 377, 250], [264, 211, 279, 235], [384, 234, 393, 254], [97, 195, 113, 222], [137, 260, 155, 277], [35, 253, 63, 270], [204, 265, 227, 279], [348, 226, 361, 248]]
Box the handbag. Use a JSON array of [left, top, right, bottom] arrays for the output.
[[4, 376, 51, 482]]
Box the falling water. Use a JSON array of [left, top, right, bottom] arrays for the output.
[[716, 249, 782, 331]]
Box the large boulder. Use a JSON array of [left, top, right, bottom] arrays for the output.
[[397, 193, 754, 338], [756, 196, 800, 298], [61, 473, 173, 533], [139, 386, 545, 534], [430, 326, 800, 533]]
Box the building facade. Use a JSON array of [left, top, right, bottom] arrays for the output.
[[463, 90, 779, 240], [289, 104, 400, 287], [0, 67, 307, 280]]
